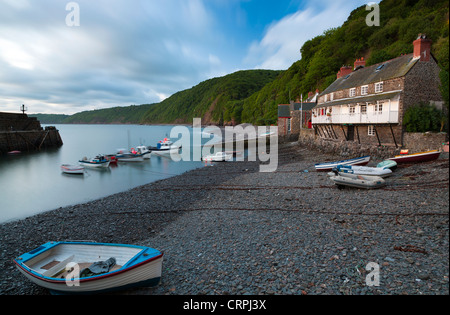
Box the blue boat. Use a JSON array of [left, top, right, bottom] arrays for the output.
[[14, 241, 163, 294], [314, 156, 371, 172]]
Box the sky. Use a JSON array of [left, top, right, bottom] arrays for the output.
[[0, 0, 375, 115]]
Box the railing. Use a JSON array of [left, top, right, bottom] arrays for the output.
[[313, 110, 399, 124]]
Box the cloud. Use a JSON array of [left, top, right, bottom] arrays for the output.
[[244, 0, 375, 70], [0, 0, 226, 114]]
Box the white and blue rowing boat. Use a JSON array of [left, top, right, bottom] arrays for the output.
[[335, 164, 392, 178], [315, 156, 370, 172], [14, 241, 163, 294]]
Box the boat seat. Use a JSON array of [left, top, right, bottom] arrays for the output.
[[42, 255, 75, 278]]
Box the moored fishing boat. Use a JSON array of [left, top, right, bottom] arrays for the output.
[[388, 150, 441, 163], [14, 241, 163, 295], [314, 156, 370, 172], [115, 149, 145, 162], [148, 138, 181, 156], [61, 164, 84, 175], [79, 155, 110, 168], [134, 146, 152, 159]]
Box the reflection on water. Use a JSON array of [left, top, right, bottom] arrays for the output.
[[0, 124, 203, 223]]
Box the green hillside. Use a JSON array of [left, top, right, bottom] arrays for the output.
[[140, 69, 282, 125], [233, 0, 449, 125]]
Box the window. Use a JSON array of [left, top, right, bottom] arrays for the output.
[[287, 118, 291, 132], [375, 101, 383, 114], [361, 85, 368, 95], [330, 93, 334, 101], [349, 105, 356, 115], [368, 125, 376, 136], [360, 104, 367, 114], [375, 82, 383, 93], [324, 94, 328, 102], [350, 88, 356, 97]]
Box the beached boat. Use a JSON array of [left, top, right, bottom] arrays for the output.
[[377, 160, 397, 170], [202, 151, 232, 162], [134, 146, 152, 159], [61, 164, 84, 175], [7, 150, 21, 155], [388, 150, 441, 163], [314, 156, 370, 172], [14, 241, 163, 295], [328, 172, 386, 189], [148, 138, 181, 156], [79, 155, 110, 168], [335, 165, 392, 178]]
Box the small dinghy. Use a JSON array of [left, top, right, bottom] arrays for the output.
[[328, 171, 386, 189], [336, 165, 392, 178], [377, 160, 397, 170], [315, 156, 370, 172], [388, 150, 441, 163], [61, 164, 84, 175], [14, 241, 163, 295]]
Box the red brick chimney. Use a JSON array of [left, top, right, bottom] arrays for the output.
[[413, 34, 432, 62], [354, 57, 366, 70], [337, 66, 352, 79]]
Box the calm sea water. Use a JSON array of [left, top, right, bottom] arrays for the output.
[[0, 124, 206, 224]]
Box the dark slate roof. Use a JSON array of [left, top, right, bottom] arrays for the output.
[[278, 105, 290, 118], [321, 53, 418, 96]]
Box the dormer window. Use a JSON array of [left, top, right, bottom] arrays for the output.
[[350, 88, 356, 97], [361, 85, 369, 95], [375, 82, 383, 93]]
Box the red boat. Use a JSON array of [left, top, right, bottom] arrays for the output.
[[389, 150, 441, 163]]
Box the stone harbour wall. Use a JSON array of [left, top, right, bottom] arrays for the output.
[[297, 128, 447, 161]]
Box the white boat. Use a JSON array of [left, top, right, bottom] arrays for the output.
[[335, 165, 392, 178], [61, 164, 84, 175], [134, 146, 152, 159], [377, 160, 397, 170], [315, 156, 371, 172], [328, 171, 386, 189], [79, 155, 110, 168], [202, 151, 232, 162], [148, 138, 181, 156], [115, 149, 145, 162], [14, 241, 163, 295]]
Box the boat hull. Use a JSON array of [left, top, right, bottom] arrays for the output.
[[315, 156, 371, 172], [336, 165, 392, 178], [61, 165, 84, 175], [389, 150, 441, 163], [14, 242, 163, 294], [329, 173, 386, 189], [79, 160, 110, 168]]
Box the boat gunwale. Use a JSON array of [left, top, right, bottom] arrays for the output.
[[14, 242, 163, 284]]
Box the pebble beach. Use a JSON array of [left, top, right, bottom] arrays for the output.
[[0, 142, 448, 295]]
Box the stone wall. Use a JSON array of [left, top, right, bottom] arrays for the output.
[[403, 132, 447, 153], [297, 128, 447, 160]]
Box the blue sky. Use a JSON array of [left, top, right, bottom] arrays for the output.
[[0, 0, 374, 114]]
